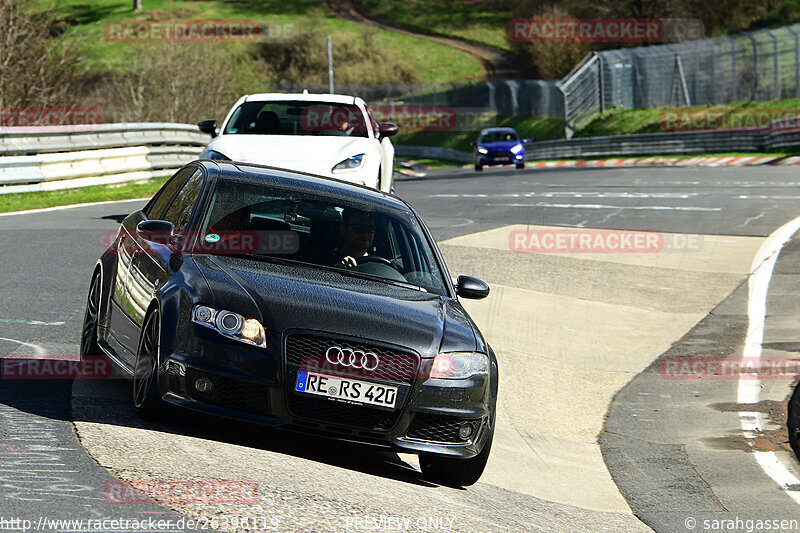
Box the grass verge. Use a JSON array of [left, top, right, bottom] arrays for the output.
[[38, 0, 483, 82], [0, 178, 166, 214]]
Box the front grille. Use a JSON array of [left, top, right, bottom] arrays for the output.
[[285, 334, 419, 384], [284, 333, 420, 431], [487, 151, 512, 159], [186, 368, 270, 415], [407, 413, 481, 443], [287, 394, 397, 430]]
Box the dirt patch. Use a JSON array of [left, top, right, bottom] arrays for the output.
[[703, 400, 791, 453]]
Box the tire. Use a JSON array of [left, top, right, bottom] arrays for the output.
[[133, 308, 163, 419], [80, 273, 102, 358], [420, 424, 494, 487], [474, 162, 483, 171], [516, 162, 525, 169]]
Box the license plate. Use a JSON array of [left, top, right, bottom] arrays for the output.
[[495, 157, 509, 162], [295, 371, 398, 409]]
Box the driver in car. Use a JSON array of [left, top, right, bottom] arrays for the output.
[[336, 208, 376, 268]]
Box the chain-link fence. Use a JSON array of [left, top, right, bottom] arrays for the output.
[[561, 23, 800, 136]]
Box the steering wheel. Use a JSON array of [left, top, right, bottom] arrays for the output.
[[356, 255, 402, 272]]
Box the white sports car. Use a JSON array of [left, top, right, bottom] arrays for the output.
[[197, 93, 399, 193]]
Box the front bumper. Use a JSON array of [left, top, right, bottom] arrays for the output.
[[477, 150, 524, 165], [157, 328, 494, 458]]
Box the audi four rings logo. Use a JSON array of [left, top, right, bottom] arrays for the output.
[[325, 346, 380, 371]]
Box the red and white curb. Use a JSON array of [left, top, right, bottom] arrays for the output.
[[523, 155, 796, 168]]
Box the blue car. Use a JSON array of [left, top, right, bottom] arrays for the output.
[[471, 127, 529, 171]]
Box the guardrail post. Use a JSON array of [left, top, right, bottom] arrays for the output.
[[597, 53, 605, 113], [788, 26, 800, 98], [765, 29, 779, 100], [744, 32, 758, 100], [724, 35, 737, 101]]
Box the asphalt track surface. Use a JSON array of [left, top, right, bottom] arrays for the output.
[[3, 164, 800, 532]]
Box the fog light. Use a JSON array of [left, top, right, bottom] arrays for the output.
[[194, 377, 214, 393], [458, 423, 474, 440]]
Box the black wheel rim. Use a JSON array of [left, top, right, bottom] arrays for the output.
[[80, 276, 101, 356], [133, 311, 159, 408]]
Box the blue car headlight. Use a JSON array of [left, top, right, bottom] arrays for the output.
[[332, 153, 365, 173], [206, 150, 230, 161], [477, 147, 488, 154], [510, 144, 524, 154], [192, 305, 266, 348]]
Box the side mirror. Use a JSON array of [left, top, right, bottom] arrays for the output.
[[378, 122, 399, 140], [522, 136, 533, 143], [136, 220, 175, 244], [455, 275, 490, 300], [198, 119, 218, 137], [470, 141, 477, 146]]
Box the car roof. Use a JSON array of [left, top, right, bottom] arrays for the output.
[[197, 160, 411, 213], [480, 127, 517, 134], [243, 93, 360, 105]]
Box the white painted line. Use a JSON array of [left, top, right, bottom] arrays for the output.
[[0, 197, 149, 217], [485, 202, 721, 211], [738, 213, 800, 504], [0, 337, 46, 356]]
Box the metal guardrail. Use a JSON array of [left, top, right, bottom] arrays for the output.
[[3, 122, 799, 195], [396, 124, 800, 164], [394, 145, 472, 163], [0, 123, 206, 194], [525, 127, 800, 160]]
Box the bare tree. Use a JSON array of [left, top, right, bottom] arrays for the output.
[[0, 0, 83, 112]]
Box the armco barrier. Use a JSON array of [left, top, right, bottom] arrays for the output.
[[396, 122, 800, 164], [0, 123, 207, 195], [4, 122, 800, 194], [525, 127, 800, 160]]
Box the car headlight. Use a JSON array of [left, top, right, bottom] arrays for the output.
[[510, 144, 524, 153], [192, 305, 266, 348], [429, 352, 488, 379], [206, 150, 230, 161], [332, 153, 365, 173], [477, 147, 488, 154]]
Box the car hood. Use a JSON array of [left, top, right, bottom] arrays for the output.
[[193, 255, 478, 357], [204, 134, 376, 178]]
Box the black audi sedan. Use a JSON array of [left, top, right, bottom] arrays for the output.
[[80, 160, 497, 486]]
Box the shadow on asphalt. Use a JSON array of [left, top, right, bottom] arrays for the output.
[[0, 371, 441, 489]]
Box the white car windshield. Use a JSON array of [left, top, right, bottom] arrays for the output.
[[480, 131, 518, 143], [223, 101, 369, 138]]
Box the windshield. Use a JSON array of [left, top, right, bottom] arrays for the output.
[[197, 179, 448, 295], [222, 101, 369, 138], [480, 131, 518, 143]]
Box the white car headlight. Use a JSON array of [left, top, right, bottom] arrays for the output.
[[510, 144, 524, 153], [332, 153, 365, 173], [429, 352, 489, 379], [192, 305, 266, 348], [477, 147, 488, 154]]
